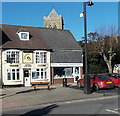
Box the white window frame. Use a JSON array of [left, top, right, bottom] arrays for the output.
[[18, 32, 29, 41], [34, 51, 47, 64], [6, 50, 20, 64], [33, 68, 47, 80], [7, 68, 20, 81]]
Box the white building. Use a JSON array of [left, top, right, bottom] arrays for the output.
[[0, 9, 83, 87], [113, 64, 120, 73], [0, 24, 83, 86]]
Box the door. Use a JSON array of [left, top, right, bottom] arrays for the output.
[[74, 67, 80, 82], [23, 69, 31, 86]]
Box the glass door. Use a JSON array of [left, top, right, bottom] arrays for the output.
[[23, 69, 31, 86], [74, 67, 80, 82]]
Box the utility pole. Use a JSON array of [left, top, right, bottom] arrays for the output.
[[83, 1, 94, 94]]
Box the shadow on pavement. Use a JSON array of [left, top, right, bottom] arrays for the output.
[[95, 87, 119, 96], [68, 85, 84, 90], [0, 93, 6, 96], [68, 85, 119, 96], [20, 104, 58, 116], [16, 88, 56, 95]]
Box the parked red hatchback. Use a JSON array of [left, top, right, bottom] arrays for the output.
[[101, 73, 120, 87], [77, 74, 95, 88], [77, 74, 114, 91]]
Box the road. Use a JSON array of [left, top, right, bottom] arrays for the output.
[[2, 95, 120, 115]]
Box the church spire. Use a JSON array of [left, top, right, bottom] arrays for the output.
[[49, 9, 58, 17], [43, 9, 64, 29]]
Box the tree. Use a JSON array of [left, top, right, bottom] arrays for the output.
[[87, 26, 118, 73]]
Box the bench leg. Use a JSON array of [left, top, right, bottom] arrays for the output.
[[48, 86, 50, 90], [34, 86, 36, 90]]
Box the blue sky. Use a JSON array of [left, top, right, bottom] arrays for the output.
[[2, 2, 118, 41]]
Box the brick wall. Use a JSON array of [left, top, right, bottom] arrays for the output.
[[53, 78, 74, 84]]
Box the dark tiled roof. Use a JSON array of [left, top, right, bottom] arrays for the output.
[[39, 29, 82, 50], [1, 24, 82, 50], [51, 50, 83, 63], [1, 24, 50, 50]]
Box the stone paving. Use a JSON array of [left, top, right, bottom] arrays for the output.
[[0, 83, 118, 109]]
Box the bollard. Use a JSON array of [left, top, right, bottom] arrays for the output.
[[63, 78, 67, 87]]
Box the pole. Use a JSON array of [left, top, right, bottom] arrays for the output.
[[83, 2, 91, 94]]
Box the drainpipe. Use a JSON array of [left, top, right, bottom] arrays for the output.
[[0, 47, 3, 88]]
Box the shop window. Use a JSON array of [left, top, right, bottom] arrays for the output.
[[7, 69, 20, 81], [6, 50, 20, 63], [17, 69, 19, 80], [34, 51, 47, 64], [12, 69, 15, 80], [7, 69, 11, 80], [32, 72, 37, 79], [75, 67, 79, 74], [32, 68, 47, 80], [54, 67, 73, 78]]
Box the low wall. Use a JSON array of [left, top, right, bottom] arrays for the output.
[[53, 78, 74, 84]]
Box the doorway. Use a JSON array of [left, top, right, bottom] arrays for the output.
[[23, 69, 31, 86], [74, 67, 80, 82]]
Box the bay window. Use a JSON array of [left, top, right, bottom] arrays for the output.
[[32, 68, 47, 80], [6, 50, 20, 63], [34, 51, 47, 63], [7, 69, 20, 81]]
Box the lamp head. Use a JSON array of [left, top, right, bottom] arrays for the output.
[[88, 1, 94, 6]]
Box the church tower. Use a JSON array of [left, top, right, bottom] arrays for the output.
[[43, 9, 64, 29]]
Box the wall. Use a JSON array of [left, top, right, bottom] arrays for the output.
[[0, 49, 2, 85], [51, 65, 83, 84], [2, 50, 51, 86], [53, 78, 74, 84]]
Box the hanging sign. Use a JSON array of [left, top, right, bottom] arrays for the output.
[[23, 53, 33, 63]]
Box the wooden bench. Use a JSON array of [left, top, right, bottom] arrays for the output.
[[31, 81, 51, 90]]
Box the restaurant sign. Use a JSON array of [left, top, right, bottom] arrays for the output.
[[23, 53, 33, 63]]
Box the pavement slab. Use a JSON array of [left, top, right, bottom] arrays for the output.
[[1, 84, 119, 109]]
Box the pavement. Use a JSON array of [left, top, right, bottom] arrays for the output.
[[0, 83, 119, 109]]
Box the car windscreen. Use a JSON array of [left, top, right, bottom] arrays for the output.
[[89, 75, 95, 79], [107, 74, 117, 79], [97, 75, 109, 79], [116, 74, 120, 78]]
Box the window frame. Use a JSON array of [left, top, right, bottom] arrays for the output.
[[32, 68, 47, 80], [7, 68, 20, 81], [19, 32, 29, 41], [34, 51, 47, 64], [54, 67, 73, 78], [6, 50, 20, 64]]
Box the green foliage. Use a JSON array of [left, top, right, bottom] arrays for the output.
[[78, 40, 108, 74], [77, 34, 120, 74]]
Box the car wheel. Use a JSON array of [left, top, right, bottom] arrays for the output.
[[77, 82, 82, 88], [94, 84, 99, 91]]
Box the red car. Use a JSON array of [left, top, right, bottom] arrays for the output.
[[101, 73, 120, 87], [77, 74, 114, 91]]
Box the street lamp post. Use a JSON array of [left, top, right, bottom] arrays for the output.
[[83, 1, 94, 94]]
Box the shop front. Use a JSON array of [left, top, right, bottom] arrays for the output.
[[2, 49, 51, 87], [1, 24, 83, 87], [51, 63, 83, 84]]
